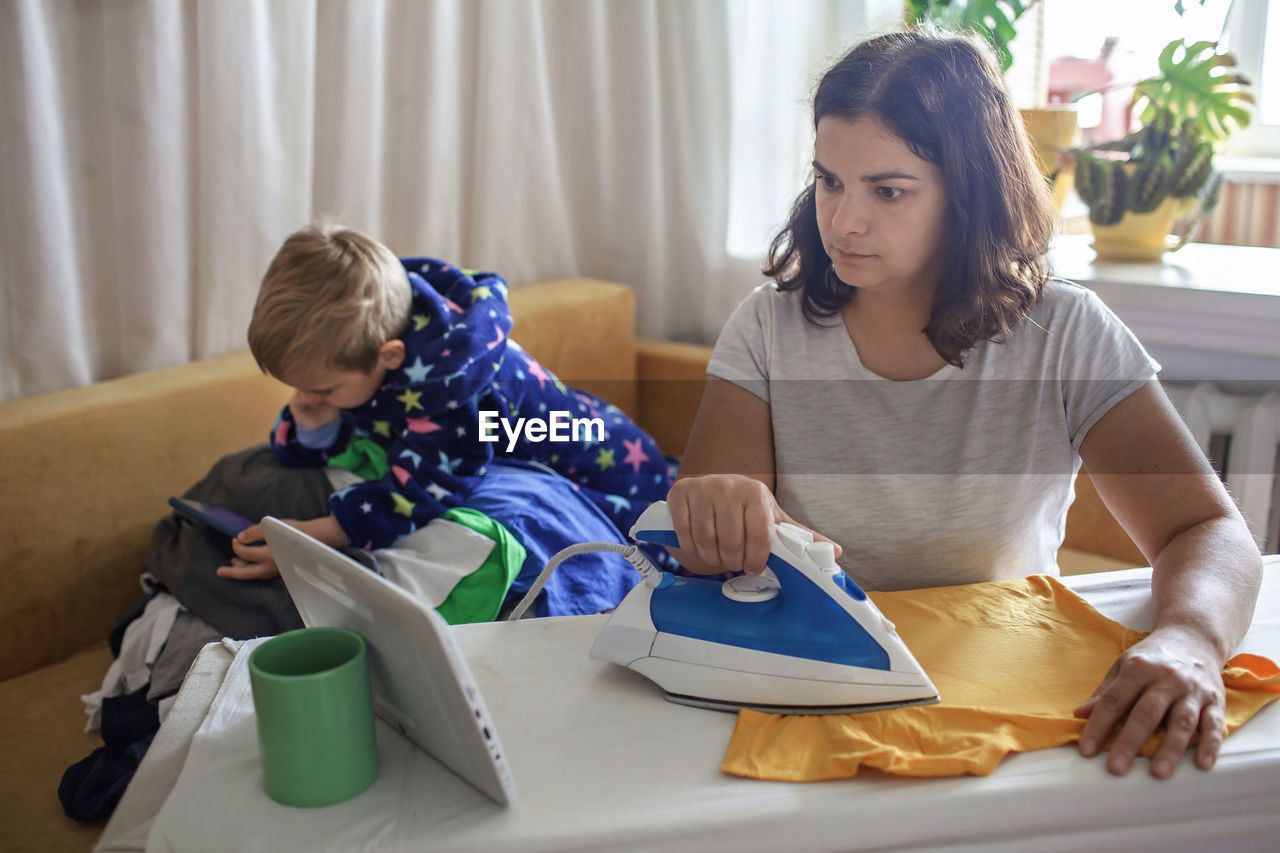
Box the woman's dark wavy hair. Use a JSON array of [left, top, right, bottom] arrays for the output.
[[764, 27, 1055, 367]]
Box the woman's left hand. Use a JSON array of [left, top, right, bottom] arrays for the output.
[[1074, 625, 1226, 779]]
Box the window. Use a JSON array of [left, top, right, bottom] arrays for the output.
[[725, 0, 1279, 260], [1037, 0, 1277, 157], [1223, 0, 1279, 156]]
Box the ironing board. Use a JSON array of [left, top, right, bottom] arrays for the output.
[[96, 560, 1280, 853]]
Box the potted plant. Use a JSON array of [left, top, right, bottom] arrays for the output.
[[1070, 36, 1254, 260]]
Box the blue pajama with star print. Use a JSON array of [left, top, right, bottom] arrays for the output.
[[268, 257, 673, 552]]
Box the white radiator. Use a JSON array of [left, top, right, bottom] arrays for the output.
[[1163, 382, 1280, 553]]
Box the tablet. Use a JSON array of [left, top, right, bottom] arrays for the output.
[[261, 517, 516, 806], [168, 497, 256, 539]]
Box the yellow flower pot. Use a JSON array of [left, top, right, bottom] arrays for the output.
[[1021, 106, 1079, 212], [1090, 197, 1196, 261]]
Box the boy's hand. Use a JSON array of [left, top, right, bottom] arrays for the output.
[[216, 515, 348, 581], [288, 391, 341, 431], [217, 524, 277, 580]]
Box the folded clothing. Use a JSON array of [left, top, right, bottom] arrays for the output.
[[720, 574, 1280, 780]]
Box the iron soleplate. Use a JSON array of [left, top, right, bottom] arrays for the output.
[[661, 690, 940, 716]]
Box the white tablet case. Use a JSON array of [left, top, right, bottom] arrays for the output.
[[262, 517, 517, 806]]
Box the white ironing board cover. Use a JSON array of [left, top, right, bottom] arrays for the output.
[[141, 564, 1280, 853]]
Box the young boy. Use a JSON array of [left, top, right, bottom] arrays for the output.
[[221, 223, 672, 579]]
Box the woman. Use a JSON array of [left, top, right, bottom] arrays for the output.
[[667, 29, 1261, 780]]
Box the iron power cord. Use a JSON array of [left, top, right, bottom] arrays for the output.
[[505, 542, 663, 621]]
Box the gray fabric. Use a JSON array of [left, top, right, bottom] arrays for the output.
[[144, 444, 332, 639], [82, 590, 184, 731], [707, 279, 1160, 591], [146, 612, 222, 702]]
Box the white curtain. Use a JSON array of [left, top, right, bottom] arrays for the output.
[[726, 0, 901, 256], [0, 0, 893, 402]]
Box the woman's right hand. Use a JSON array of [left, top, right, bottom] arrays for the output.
[[665, 474, 842, 576]]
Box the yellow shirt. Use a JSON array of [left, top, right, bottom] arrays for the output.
[[720, 575, 1280, 780]]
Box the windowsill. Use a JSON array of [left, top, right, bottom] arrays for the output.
[[1217, 156, 1280, 184], [1048, 233, 1280, 386], [1049, 233, 1280, 299]]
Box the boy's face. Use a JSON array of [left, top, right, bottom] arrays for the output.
[[279, 340, 405, 411]]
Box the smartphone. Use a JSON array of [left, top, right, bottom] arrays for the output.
[[168, 497, 264, 544]]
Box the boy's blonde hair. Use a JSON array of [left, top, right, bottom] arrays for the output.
[[248, 223, 412, 377]]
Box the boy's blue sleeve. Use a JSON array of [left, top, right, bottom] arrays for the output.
[[269, 406, 355, 467]]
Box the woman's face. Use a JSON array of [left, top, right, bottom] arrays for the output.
[[813, 115, 950, 303]]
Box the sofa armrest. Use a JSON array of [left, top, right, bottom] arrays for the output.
[[635, 338, 712, 458]]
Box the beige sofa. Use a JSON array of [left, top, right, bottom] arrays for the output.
[[0, 278, 1141, 853]]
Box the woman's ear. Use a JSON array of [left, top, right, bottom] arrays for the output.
[[379, 339, 406, 370]]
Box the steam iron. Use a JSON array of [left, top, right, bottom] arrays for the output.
[[589, 502, 940, 715]]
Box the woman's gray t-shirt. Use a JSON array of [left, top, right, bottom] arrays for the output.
[[706, 279, 1159, 591]]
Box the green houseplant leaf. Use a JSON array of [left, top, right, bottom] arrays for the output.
[[904, 0, 1036, 71], [1132, 39, 1254, 142]]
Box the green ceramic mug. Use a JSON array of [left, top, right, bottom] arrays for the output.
[[248, 627, 379, 807]]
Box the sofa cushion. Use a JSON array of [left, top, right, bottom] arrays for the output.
[[510, 278, 639, 417], [0, 642, 116, 851]]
